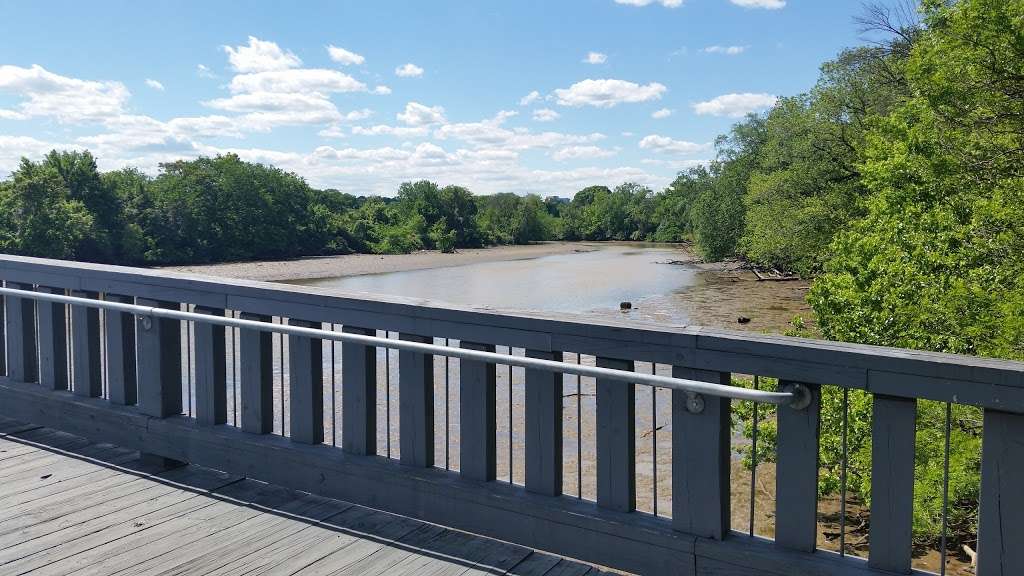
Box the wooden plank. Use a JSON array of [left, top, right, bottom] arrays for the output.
[[240, 312, 274, 434], [596, 356, 635, 513], [70, 290, 102, 398], [460, 341, 496, 482], [775, 380, 820, 552], [324, 523, 448, 576], [36, 286, 68, 391], [672, 367, 731, 540], [5, 476, 255, 576], [978, 409, 1024, 576], [525, 349, 562, 497], [507, 552, 563, 576], [342, 325, 377, 456], [868, 394, 916, 573], [104, 294, 137, 405], [136, 298, 182, 418], [0, 376, 698, 576], [399, 332, 434, 467], [194, 306, 227, 426], [118, 487, 351, 576], [288, 318, 323, 444], [4, 281, 37, 383]]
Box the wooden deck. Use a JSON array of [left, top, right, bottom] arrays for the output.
[[0, 419, 617, 576]]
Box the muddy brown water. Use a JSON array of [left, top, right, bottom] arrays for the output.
[[194, 243, 963, 574]]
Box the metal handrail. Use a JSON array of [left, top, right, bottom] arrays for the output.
[[0, 286, 803, 407]]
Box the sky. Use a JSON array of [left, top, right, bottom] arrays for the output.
[[0, 0, 877, 197]]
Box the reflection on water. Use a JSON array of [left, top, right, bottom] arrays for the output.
[[294, 243, 812, 332], [298, 244, 697, 319]]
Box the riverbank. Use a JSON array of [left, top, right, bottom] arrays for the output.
[[161, 242, 597, 282]]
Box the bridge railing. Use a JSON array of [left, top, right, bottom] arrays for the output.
[[1, 254, 1021, 575]]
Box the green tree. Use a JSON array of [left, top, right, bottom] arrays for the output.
[[0, 159, 96, 259]]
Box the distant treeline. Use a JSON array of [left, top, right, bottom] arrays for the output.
[[0, 151, 703, 265]]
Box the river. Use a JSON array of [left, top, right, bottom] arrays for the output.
[[290, 242, 813, 333]]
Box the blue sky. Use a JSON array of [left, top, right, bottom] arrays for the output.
[[1, 0, 875, 197]]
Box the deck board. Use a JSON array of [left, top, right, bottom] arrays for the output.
[[0, 421, 622, 576]]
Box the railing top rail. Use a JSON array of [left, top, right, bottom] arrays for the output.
[[0, 286, 803, 406], [2, 254, 1023, 406]]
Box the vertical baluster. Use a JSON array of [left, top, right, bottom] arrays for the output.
[[749, 375, 759, 536], [940, 402, 951, 576], [525, 349, 562, 496], [444, 339, 450, 470], [596, 356, 635, 513], [5, 282, 37, 383], [37, 286, 68, 391], [194, 307, 226, 426], [342, 326, 376, 455], [651, 363, 657, 517], [70, 290, 101, 397], [330, 324, 337, 446], [868, 394, 917, 572], [775, 380, 820, 552], [105, 294, 136, 405], [977, 409, 1024, 576], [671, 367, 731, 539], [0, 285, 5, 376], [288, 319, 323, 444], [460, 341, 496, 482], [136, 299, 182, 417], [399, 332, 433, 467], [576, 353, 582, 499], [239, 312, 273, 434], [839, 388, 849, 556]]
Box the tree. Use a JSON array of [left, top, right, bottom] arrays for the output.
[[0, 159, 96, 259]]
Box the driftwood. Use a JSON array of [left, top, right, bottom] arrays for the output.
[[751, 267, 802, 282]]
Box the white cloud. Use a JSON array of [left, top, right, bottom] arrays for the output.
[[396, 102, 446, 126], [692, 92, 777, 117], [702, 45, 746, 55], [614, 0, 683, 7], [196, 64, 216, 79], [552, 145, 617, 161], [145, 79, 165, 91], [327, 45, 365, 66], [621, 131, 634, 137], [373, 85, 392, 95], [729, 0, 785, 8], [519, 90, 541, 106], [553, 79, 666, 108], [223, 36, 302, 73], [651, 108, 672, 119], [532, 108, 560, 122], [394, 63, 424, 78], [228, 68, 366, 94], [435, 110, 603, 152], [584, 52, 607, 64], [0, 64, 129, 124], [351, 124, 431, 138], [638, 134, 710, 155]]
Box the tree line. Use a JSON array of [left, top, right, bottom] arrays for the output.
[[0, 151, 694, 265]]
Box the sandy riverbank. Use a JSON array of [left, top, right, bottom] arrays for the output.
[[162, 242, 600, 282]]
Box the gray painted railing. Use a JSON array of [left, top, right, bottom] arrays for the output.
[[1, 254, 1022, 575]]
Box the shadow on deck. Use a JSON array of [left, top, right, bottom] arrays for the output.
[[0, 417, 619, 576]]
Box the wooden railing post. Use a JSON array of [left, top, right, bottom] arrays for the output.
[[342, 326, 377, 455], [37, 286, 68, 391], [460, 341, 496, 482], [136, 298, 182, 418], [4, 281, 37, 383], [869, 394, 917, 573], [671, 367, 731, 540], [977, 409, 1024, 576], [104, 294, 136, 405], [288, 319, 323, 444], [399, 333, 434, 467], [239, 312, 273, 434], [70, 290, 101, 398], [775, 380, 820, 552], [596, 356, 635, 513], [194, 307, 226, 426], [525, 349, 562, 496]]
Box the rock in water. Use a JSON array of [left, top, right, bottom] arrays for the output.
[[620, 301, 632, 311], [737, 316, 751, 324]]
